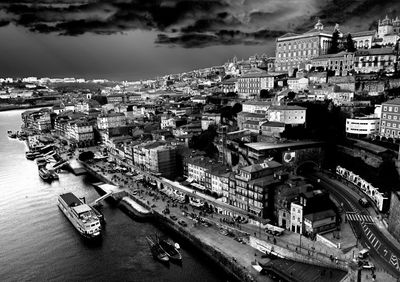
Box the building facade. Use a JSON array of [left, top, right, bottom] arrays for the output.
[[346, 117, 380, 137], [354, 48, 397, 74], [97, 112, 127, 130], [275, 20, 334, 74], [379, 98, 400, 138], [267, 105, 306, 125]]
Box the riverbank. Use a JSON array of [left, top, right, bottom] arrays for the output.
[[82, 159, 354, 282], [0, 102, 56, 112]]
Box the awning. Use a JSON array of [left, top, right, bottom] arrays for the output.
[[191, 183, 205, 190]]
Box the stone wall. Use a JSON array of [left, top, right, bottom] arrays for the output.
[[388, 192, 400, 242]]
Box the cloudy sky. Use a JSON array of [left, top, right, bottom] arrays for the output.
[[0, 0, 398, 81]]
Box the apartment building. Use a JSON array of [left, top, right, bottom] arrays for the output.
[[97, 112, 127, 130]]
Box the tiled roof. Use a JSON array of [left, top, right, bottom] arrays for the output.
[[383, 98, 400, 105], [351, 30, 376, 37], [269, 105, 306, 111]]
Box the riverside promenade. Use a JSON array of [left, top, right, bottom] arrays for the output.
[[81, 157, 362, 282]]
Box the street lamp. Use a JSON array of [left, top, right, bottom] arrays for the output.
[[395, 39, 400, 77]]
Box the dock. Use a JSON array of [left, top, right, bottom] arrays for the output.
[[68, 159, 87, 175]]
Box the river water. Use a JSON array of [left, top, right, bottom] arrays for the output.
[[0, 109, 225, 282]]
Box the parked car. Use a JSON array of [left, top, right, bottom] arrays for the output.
[[169, 215, 178, 221], [359, 198, 370, 207], [178, 219, 187, 227], [219, 228, 229, 236], [359, 260, 375, 270]]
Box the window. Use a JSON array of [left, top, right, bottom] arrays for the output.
[[384, 106, 387, 111], [389, 107, 393, 112], [387, 122, 391, 127], [383, 114, 387, 118], [395, 107, 398, 112], [388, 115, 392, 119]]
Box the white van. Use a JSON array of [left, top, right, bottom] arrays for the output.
[[358, 248, 370, 259]]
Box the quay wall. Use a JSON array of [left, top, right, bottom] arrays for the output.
[[82, 162, 255, 282], [152, 211, 255, 282]]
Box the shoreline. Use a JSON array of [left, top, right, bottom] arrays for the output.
[[0, 103, 56, 112], [82, 162, 256, 282]]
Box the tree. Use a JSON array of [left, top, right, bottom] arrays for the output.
[[231, 103, 242, 116], [78, 151, 94, 162], [328, 30, 340, 54], [260, 89, 273, 99], [287, 91, 296, 100], [345, 34, 356, 52]]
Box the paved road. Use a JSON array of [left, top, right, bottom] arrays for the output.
[[307, 171, 400, 277]]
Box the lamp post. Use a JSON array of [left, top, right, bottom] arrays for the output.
[[395, 39, 400, 77]]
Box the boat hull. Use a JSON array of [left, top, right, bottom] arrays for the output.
[[58, 195, 102, 240]]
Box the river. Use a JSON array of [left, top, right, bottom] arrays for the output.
[[0, 109, 226, 282]]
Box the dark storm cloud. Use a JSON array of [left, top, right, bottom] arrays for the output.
[[1, 0, 400, 47]]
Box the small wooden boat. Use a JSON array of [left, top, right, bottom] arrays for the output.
[[146, 236, 169, 263]]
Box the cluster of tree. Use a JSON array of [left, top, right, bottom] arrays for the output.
[[189, 124, 219, 158], [78, 151, 94, 162], [328, 32, 356, 54]]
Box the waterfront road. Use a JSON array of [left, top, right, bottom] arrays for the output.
[[307, 171, 400, 277]]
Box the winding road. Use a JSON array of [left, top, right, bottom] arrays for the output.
[[306, 171, 400, 278]]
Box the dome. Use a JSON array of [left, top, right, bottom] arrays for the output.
[[380, 15, 392, 26], [314, 19, 324, 30]]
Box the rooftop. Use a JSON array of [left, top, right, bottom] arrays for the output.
[[269, 105, 306, 111], [246, 141, 323, 151], [240, 161, 282, 173], [383, 97, 400, 106]]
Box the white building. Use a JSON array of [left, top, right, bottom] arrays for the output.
[[287, 77, 309, 92], [66, 121, 94, 145], [346, 117, 380, 136], [290, 202, 303, 234], [242, 101, 271, 114], [97, 112, 127, 130], [267, 105, 306, 125]]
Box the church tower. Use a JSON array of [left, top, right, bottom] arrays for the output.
[[378, 15, 394, 37]]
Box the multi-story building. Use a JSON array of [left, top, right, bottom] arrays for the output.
[[310, 51, 355, 76], [287, 77, 309, 92], [21, 108, 52, 132], [237, 70, 275, 99], [132, 141, 177, 179], [290, 190, 337, 235], [237, 112, 266, 130], [201, 113, 221, 130], [352, 30, 376, 49], [231, 161, 282, 218], [97, 112, 127, 130], [351, 16, 400, 49], [354, 48, 397, 74], [221, 78, 238, 93], [66, 120, 95, 146], [379, 98, 400, 138], [267, 105, 306, 125], [275, 20, 334, 74], [346, 117, 380, 137], [160, 114, 186, 129], [242, 100, 271, 114]]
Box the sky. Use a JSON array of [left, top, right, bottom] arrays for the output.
[[0, 0, 399, 81]]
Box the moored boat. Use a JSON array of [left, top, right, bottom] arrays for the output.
[[119, 194, 153, 220], [7, 130, 17, 138], [156, 236, 182, 262], [26, 151, 41, 160], [39, 167, 53, 182], [58, 192, 102, 239], [146, 236, 169, 263]]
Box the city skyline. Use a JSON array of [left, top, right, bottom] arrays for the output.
[[1, 0, 400, 80]]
